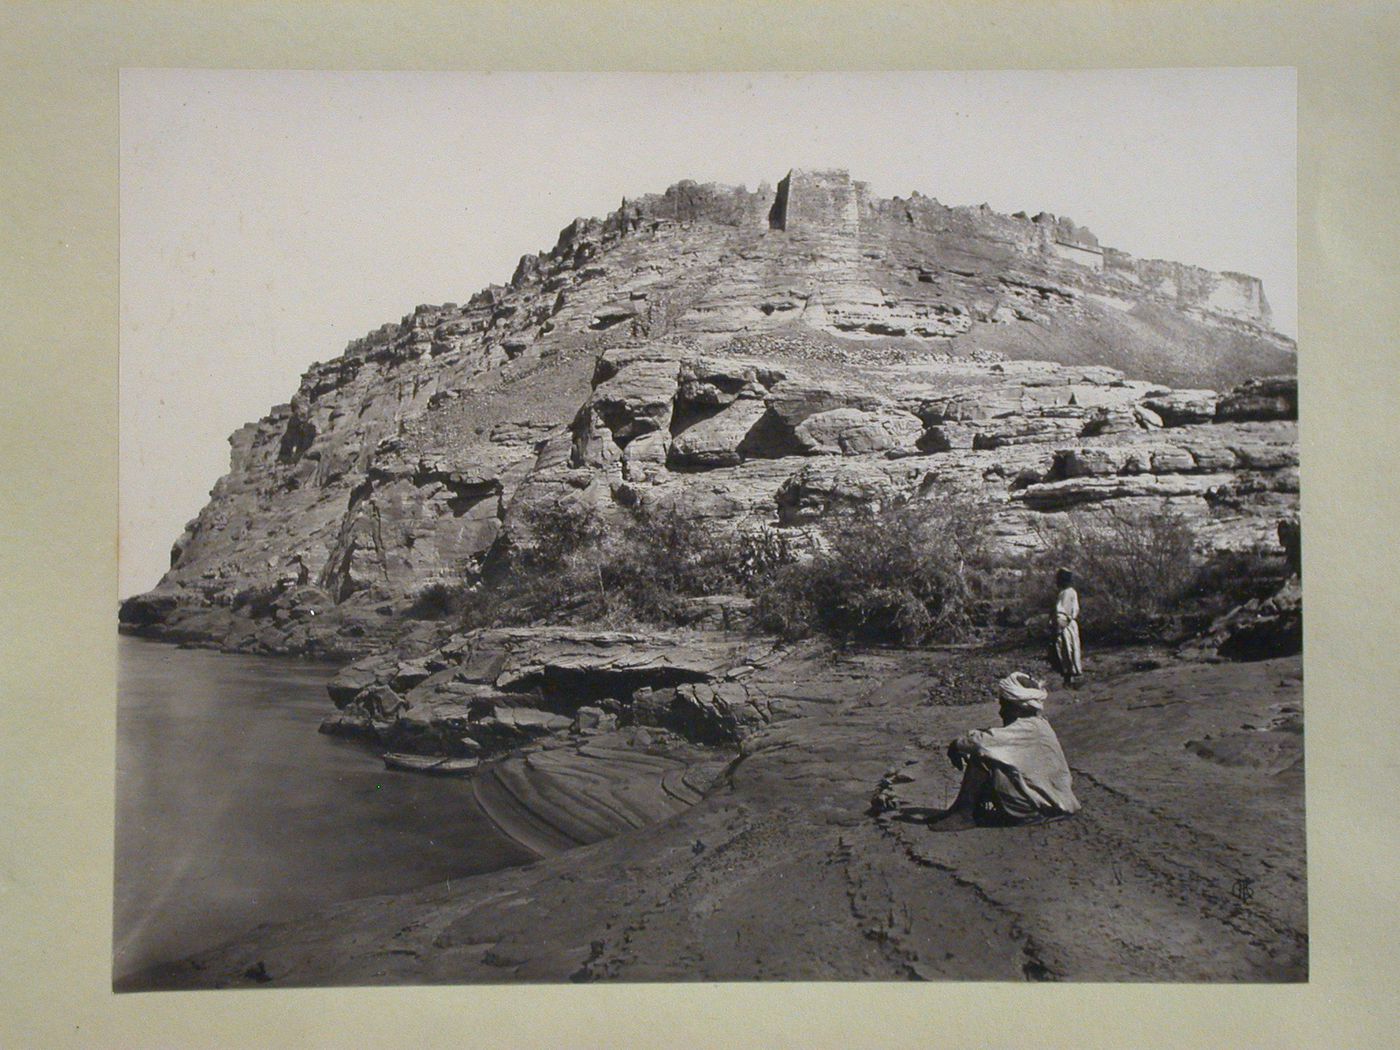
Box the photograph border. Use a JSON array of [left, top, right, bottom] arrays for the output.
[[3, 2, 1398, 1046]]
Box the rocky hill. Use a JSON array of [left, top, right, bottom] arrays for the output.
[[120, 169, 1298, 656]]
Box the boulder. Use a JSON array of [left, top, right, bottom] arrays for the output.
[[327, 654, 399, 708], [1216, 375, 1297, 422], [793, 407, 924, 455], [1133, 404, 1165, 429], [775, 460, 909, 524], [1206, 576, 1303, 661], [1080, 406, 1140, 437], [668, 397, 769, 468], [390, 659, 434, 693], [764, 378, 886, 429], [572, 706, 619, 735], [677, 356, 781, 405], [670, 681, 769, 743], [359, 684, 409, 721], [589, 300, 642, 331], [630, 686, 676, 728], [620, 429, 671, 464], [620, 430, 672, 482], [1142, 389, 1218, 426], [586, 355, 680, 442], [118, 591, 181, 627]]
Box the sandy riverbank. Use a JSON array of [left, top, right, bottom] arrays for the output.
[[134, 644, 1305, 987]]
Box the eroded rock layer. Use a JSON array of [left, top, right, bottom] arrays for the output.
[[121, 169, 1297, 655]]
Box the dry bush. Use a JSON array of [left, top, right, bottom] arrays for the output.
[[464, 501, 755, 629], [404, 580, 473, 620], [459, 501, 604, 628], [753, 497, 994, 645], [1020, 506, 1202, 643], [733, 524, 807, 587], [597, 505, 750, 624]]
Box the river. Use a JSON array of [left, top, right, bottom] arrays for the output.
[[114, 636, 535, 989]]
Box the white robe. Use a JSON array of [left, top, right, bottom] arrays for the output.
[[1055, 586, 1082, 677]]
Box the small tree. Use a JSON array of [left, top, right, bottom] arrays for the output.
[[733, 524, 806, 588], [460, 500, 610, 628]]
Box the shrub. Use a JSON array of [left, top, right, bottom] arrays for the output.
[[747, 560, 824, 640], [459, 501, 607, 628], [405, 580, 472, 620], [455, 495, 1275, 650], [1020, 506, 1201, 643], [734, 524, 807, 587], [597, 504, 753, 624], [752, 497, 994, 645], [463, 500, 755, 629], [519, 500, 607, 572]]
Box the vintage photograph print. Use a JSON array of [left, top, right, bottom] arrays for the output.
[[117, 70, 1301, 989]]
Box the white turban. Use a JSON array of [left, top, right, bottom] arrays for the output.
[[997, 671, 1047, 710]]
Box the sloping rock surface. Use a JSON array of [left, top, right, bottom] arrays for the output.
[[135, 649, 1305, 988]]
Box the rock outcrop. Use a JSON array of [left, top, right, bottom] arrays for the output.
[[120, 169, 1298, 655], [319, 627, 799, 757], [1186, 517, 1303, 661]]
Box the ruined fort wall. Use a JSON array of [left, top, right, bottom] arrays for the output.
[[769, 168, 861, 236]]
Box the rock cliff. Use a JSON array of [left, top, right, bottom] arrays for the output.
[[120, 169, 1297, 656]]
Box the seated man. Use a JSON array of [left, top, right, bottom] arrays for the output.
[[936, 672, 1081, 829]]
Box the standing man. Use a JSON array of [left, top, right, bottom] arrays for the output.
[[1054, 568, 1082, 687]]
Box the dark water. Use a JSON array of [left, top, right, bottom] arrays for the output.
[[114, 636, 534, 986]]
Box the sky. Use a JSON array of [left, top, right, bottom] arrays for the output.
[[119, 69, 1296, 597]]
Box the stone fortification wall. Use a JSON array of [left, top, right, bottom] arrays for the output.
[[769, 169, 861, 236], [1036, 213, 1105, 271]]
